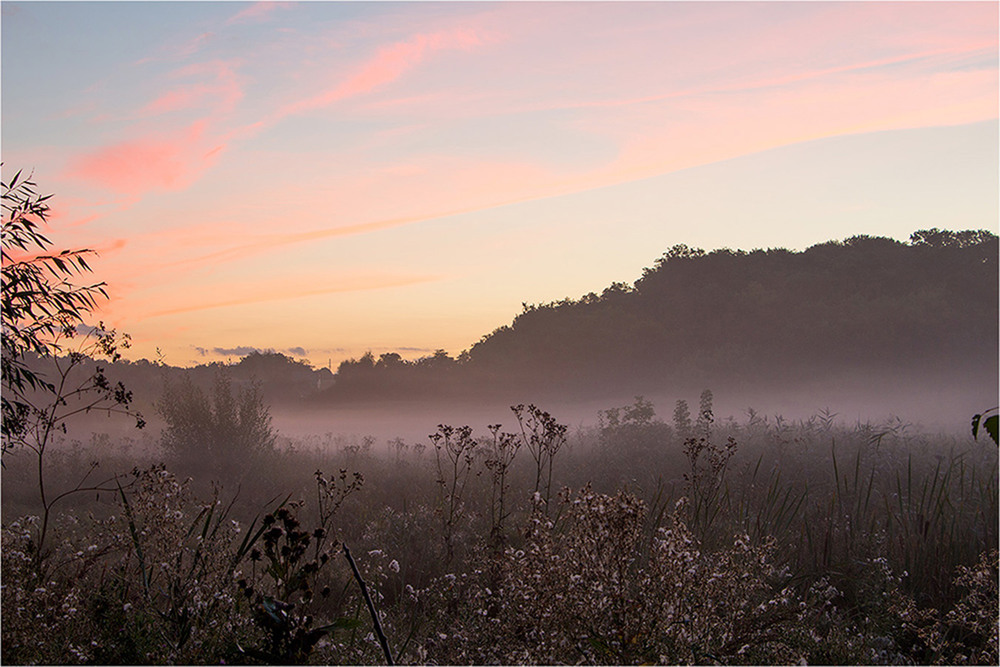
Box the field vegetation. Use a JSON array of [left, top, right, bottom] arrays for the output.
[[3, 391, 997, 664]]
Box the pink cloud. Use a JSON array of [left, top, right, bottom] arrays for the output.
[[94, 153, 558, 280], [1, 234, 125, 264], [42, 193, 136, 238], [216, 25, 494, 145], [54, 99, 99, 120], [591, 62, 998, 192], [140, 61, 243, 116], [175, 31, 215, 59], [715, 42, 998, 98], [95, 238, 129, 255], [225, 1, 291, 26], [60, 20, 494, 204], [65, 61, 246, 197], [61, 212, 102, 229], [143, 85, 221, 115], [134, 31, 214, 65], [65, 120, 224, 194], [273, 27, 489, 119], [147, 211, 454, 273], [532, 41, 995, 121]]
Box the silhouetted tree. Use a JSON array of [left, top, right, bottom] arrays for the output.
[[1, 169, 142, 570], [2, 169, 115, 451]]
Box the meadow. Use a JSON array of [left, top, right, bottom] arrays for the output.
[[2, 391, 996, 665]]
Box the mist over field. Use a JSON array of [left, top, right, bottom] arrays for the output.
[[55, 367, 992, 467], [261, 376, 990, 448]]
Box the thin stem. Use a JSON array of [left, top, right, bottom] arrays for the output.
[[343, 543, 394, 665]]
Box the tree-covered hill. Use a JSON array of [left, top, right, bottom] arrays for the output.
[[326, 228, 997, 402]]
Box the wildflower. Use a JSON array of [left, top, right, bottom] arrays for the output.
[[389, 559, 400, 573]]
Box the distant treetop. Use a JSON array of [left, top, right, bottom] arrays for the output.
[[909, 228, 997, 248]]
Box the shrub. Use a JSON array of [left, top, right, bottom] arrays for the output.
[[157, 370, 275, 475]]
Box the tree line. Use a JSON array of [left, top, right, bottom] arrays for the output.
[[326, 228, 998, 401]]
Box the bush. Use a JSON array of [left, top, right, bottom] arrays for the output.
[[157, 370, 275, 474]]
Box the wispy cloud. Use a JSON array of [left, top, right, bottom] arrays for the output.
[[140, 60, 243, 117], [46, 193, 140, 231], [196, 345, 311, 359], [63, 21, 495, 205], [145, 161, 559, 274], [135, 31, 215, 66], [140, 273, 441, 320], [64, 120, 224, 194], [265, 26, 492, 125], [225, 1, 292, 26], [198, 345, 262, 357]]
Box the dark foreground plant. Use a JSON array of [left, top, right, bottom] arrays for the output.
[[972, 407, 998, 445], [484, 423, 521, 547], [237, 502, 356, 664], [512, 403, 567, 511], [2, 169, 143, 575], [429, 424, 477, 564], [236, 470, 366, 664]]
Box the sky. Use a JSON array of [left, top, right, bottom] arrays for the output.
[[2, 1, 997, 369]]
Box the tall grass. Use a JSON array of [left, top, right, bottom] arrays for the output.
[[2, 404, 997, 664]]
